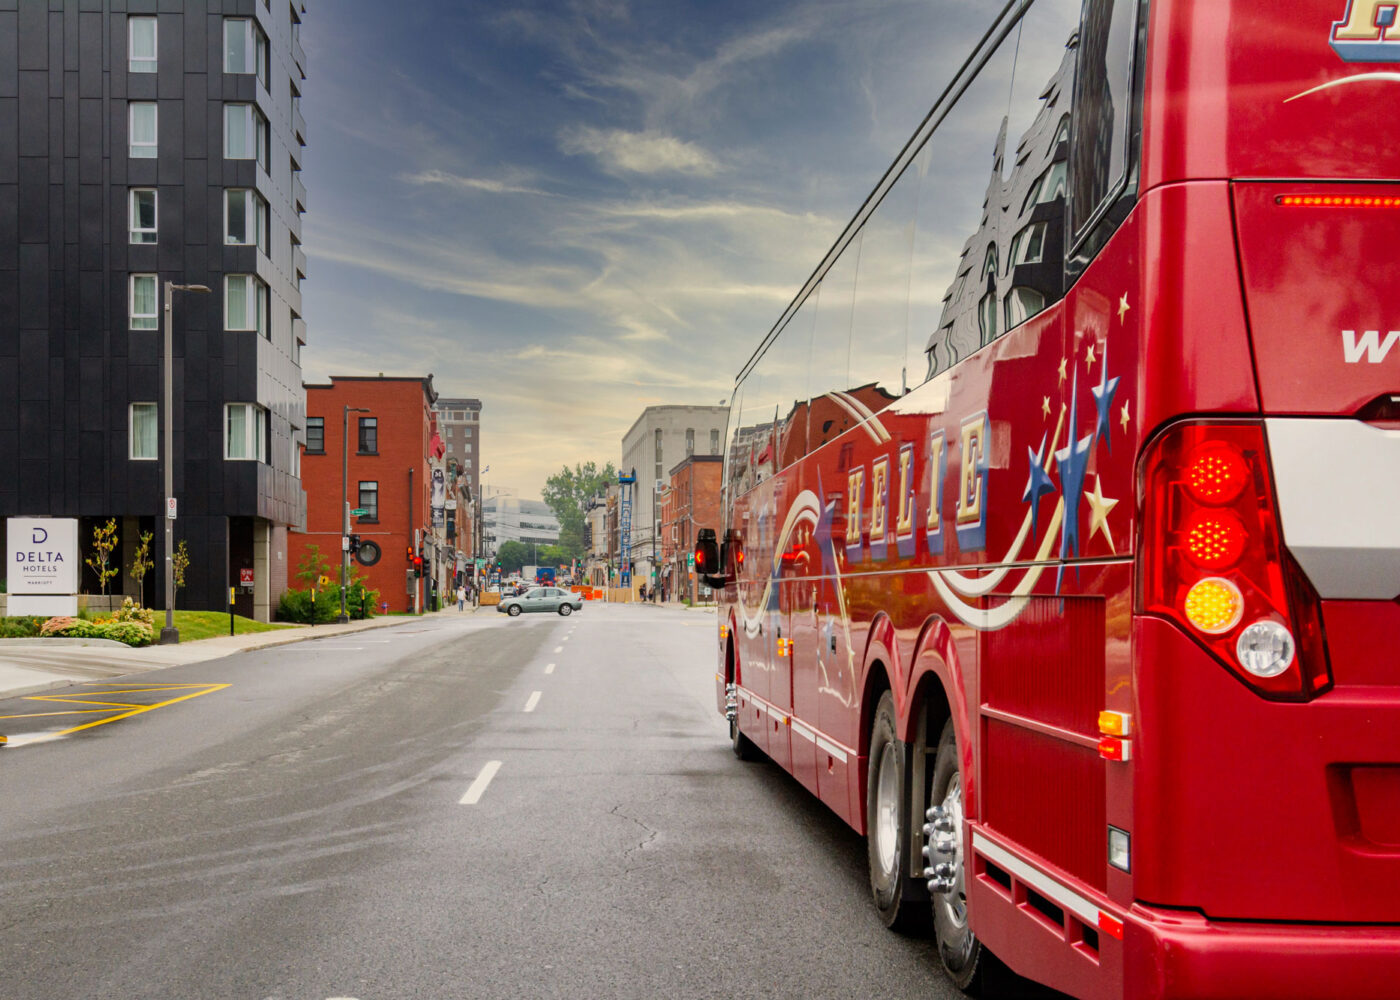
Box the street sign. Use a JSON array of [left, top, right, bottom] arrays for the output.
[[350, 508, 368, 517], [239, 567, 254, 586], [166, 497, 177, 520]]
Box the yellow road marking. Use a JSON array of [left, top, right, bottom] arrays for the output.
[[0, 683, 228, 738]]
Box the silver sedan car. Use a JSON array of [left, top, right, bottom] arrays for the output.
[[496, 586, 584, 617]]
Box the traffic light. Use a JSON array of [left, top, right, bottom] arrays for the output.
[[348, 534, 361, 555], [413, 553, 424, 577]]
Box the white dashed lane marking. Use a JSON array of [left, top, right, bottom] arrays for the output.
[[523, 691, 542, 713], [545, 663, 555, 674], [459, 760, 502, 805]]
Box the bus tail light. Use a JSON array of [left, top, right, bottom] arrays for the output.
[[1138, 422, 1331, 700]]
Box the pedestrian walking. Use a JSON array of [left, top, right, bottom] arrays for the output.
[[456, 585, 466, 611]]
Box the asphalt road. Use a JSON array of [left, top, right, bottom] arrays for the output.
[[0, 604, 985, 999]]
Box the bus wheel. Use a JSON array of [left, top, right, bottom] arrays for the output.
[[730, 709, 759, 761], [866, 691, 925, 931], [929, 717, 986, 991]]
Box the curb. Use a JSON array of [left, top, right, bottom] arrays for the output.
[[0, 607, 480, 707]]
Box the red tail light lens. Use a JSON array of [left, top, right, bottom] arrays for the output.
[[1138, 422, 1331, 700], [1184, 442, 1250, 504], [1184, 510, 1248, 569]]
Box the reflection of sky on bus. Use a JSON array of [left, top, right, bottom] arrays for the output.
[[300, 0, 1073, 498]]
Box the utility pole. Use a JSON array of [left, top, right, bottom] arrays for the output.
[[158, 280, 209, 645], [339, 405, 369, 623]]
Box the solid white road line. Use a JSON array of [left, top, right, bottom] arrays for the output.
[[524, 691, 542, 713], [459, 760, 502, 805], [545, 663, 556, 674]]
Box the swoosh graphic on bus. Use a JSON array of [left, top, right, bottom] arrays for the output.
[[827, 390, 892, 445], [1284, 72, 1400, 103], [739, 490, 823, 640], [929, 500, 1064, 631]]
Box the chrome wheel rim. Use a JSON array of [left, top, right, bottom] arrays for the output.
[[874, 741, 900, 877], [934, 773, 968, 928]]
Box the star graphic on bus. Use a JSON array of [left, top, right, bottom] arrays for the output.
[[1118, 293, 1131, 324], [1055, 370, 1094, 590], [1022, 433, 1056, 538], [1092, 338, 1121, 452], [1086, 475, 1119, 553]]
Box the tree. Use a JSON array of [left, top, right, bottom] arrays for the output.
[[542, 461, 616, 559], [85, 518, 120, 596], [294, 544, 333, 588], [172, 539, 190, 601], [495, 540, 529, 574], [537, 544, 570, 567], [128, 531, 154, 607]]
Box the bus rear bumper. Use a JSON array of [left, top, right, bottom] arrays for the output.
[[1126, 905, 1400, 1000]]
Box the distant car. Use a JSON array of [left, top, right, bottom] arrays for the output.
[[496, 587, 584, 617]]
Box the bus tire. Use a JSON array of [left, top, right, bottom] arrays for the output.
[[930, 717, 993, 993], [866, 690, 926, 932], [730, 713, 759, 761]]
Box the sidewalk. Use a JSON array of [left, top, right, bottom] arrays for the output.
[[0, 606, 477, 703]]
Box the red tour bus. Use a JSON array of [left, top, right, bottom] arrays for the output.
[[696, 0, 1400, 996]]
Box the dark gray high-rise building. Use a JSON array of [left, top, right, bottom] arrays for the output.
[[0, 2, 308, 621]]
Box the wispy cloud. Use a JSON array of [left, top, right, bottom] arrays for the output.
[[400, 169, 556, 198], [559, 127, 721, 176]]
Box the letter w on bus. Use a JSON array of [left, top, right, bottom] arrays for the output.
[[1342, 329, 1400, 363]]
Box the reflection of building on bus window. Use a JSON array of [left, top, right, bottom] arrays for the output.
[[926, 38, 1075, 381]]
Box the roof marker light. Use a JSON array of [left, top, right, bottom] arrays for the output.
[[1277, 194, 1400, 208]]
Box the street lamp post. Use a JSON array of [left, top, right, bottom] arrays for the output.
[[158, 280, 210, 645], [340, 405, 370, 623]]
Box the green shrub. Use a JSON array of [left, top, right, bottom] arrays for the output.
[[276, 583, 379, 623], [37, 616, 152, 646], [0, 616, 44, 638], [96, 621, 153, 646]]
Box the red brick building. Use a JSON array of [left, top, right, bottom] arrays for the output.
[[659, 454, 722, 603], [289, 375, 440, 614]]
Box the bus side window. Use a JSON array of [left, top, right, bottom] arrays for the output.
[[1068, 0, 1145, 271], [806, 240, 861, 449]]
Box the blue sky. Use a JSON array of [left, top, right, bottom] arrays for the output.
[[300, 0, 989, 499]]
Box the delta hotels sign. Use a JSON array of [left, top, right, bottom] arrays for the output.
[[7, 517, 79, 616]]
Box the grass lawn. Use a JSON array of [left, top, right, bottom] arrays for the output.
[[171, 610, 295, 642]]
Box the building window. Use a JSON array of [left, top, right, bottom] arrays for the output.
[[305, 416, 324, 454], [130, 274, 157, 330], [225, 189, 268, 254], [130, 403, 157, 460], [685, 428, 695, 457], [223, 18, 268, 86], [225, 274, 269, 338], [710, 428, 720, 454], [128, 17, 157, 74], [224, 103, 268, 169], [225, 403, 267, 461], [358, 416, 378, 454], [358, 481, 379, 521], [129, 189, 157, 244], [129, 102, 157, 158]]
